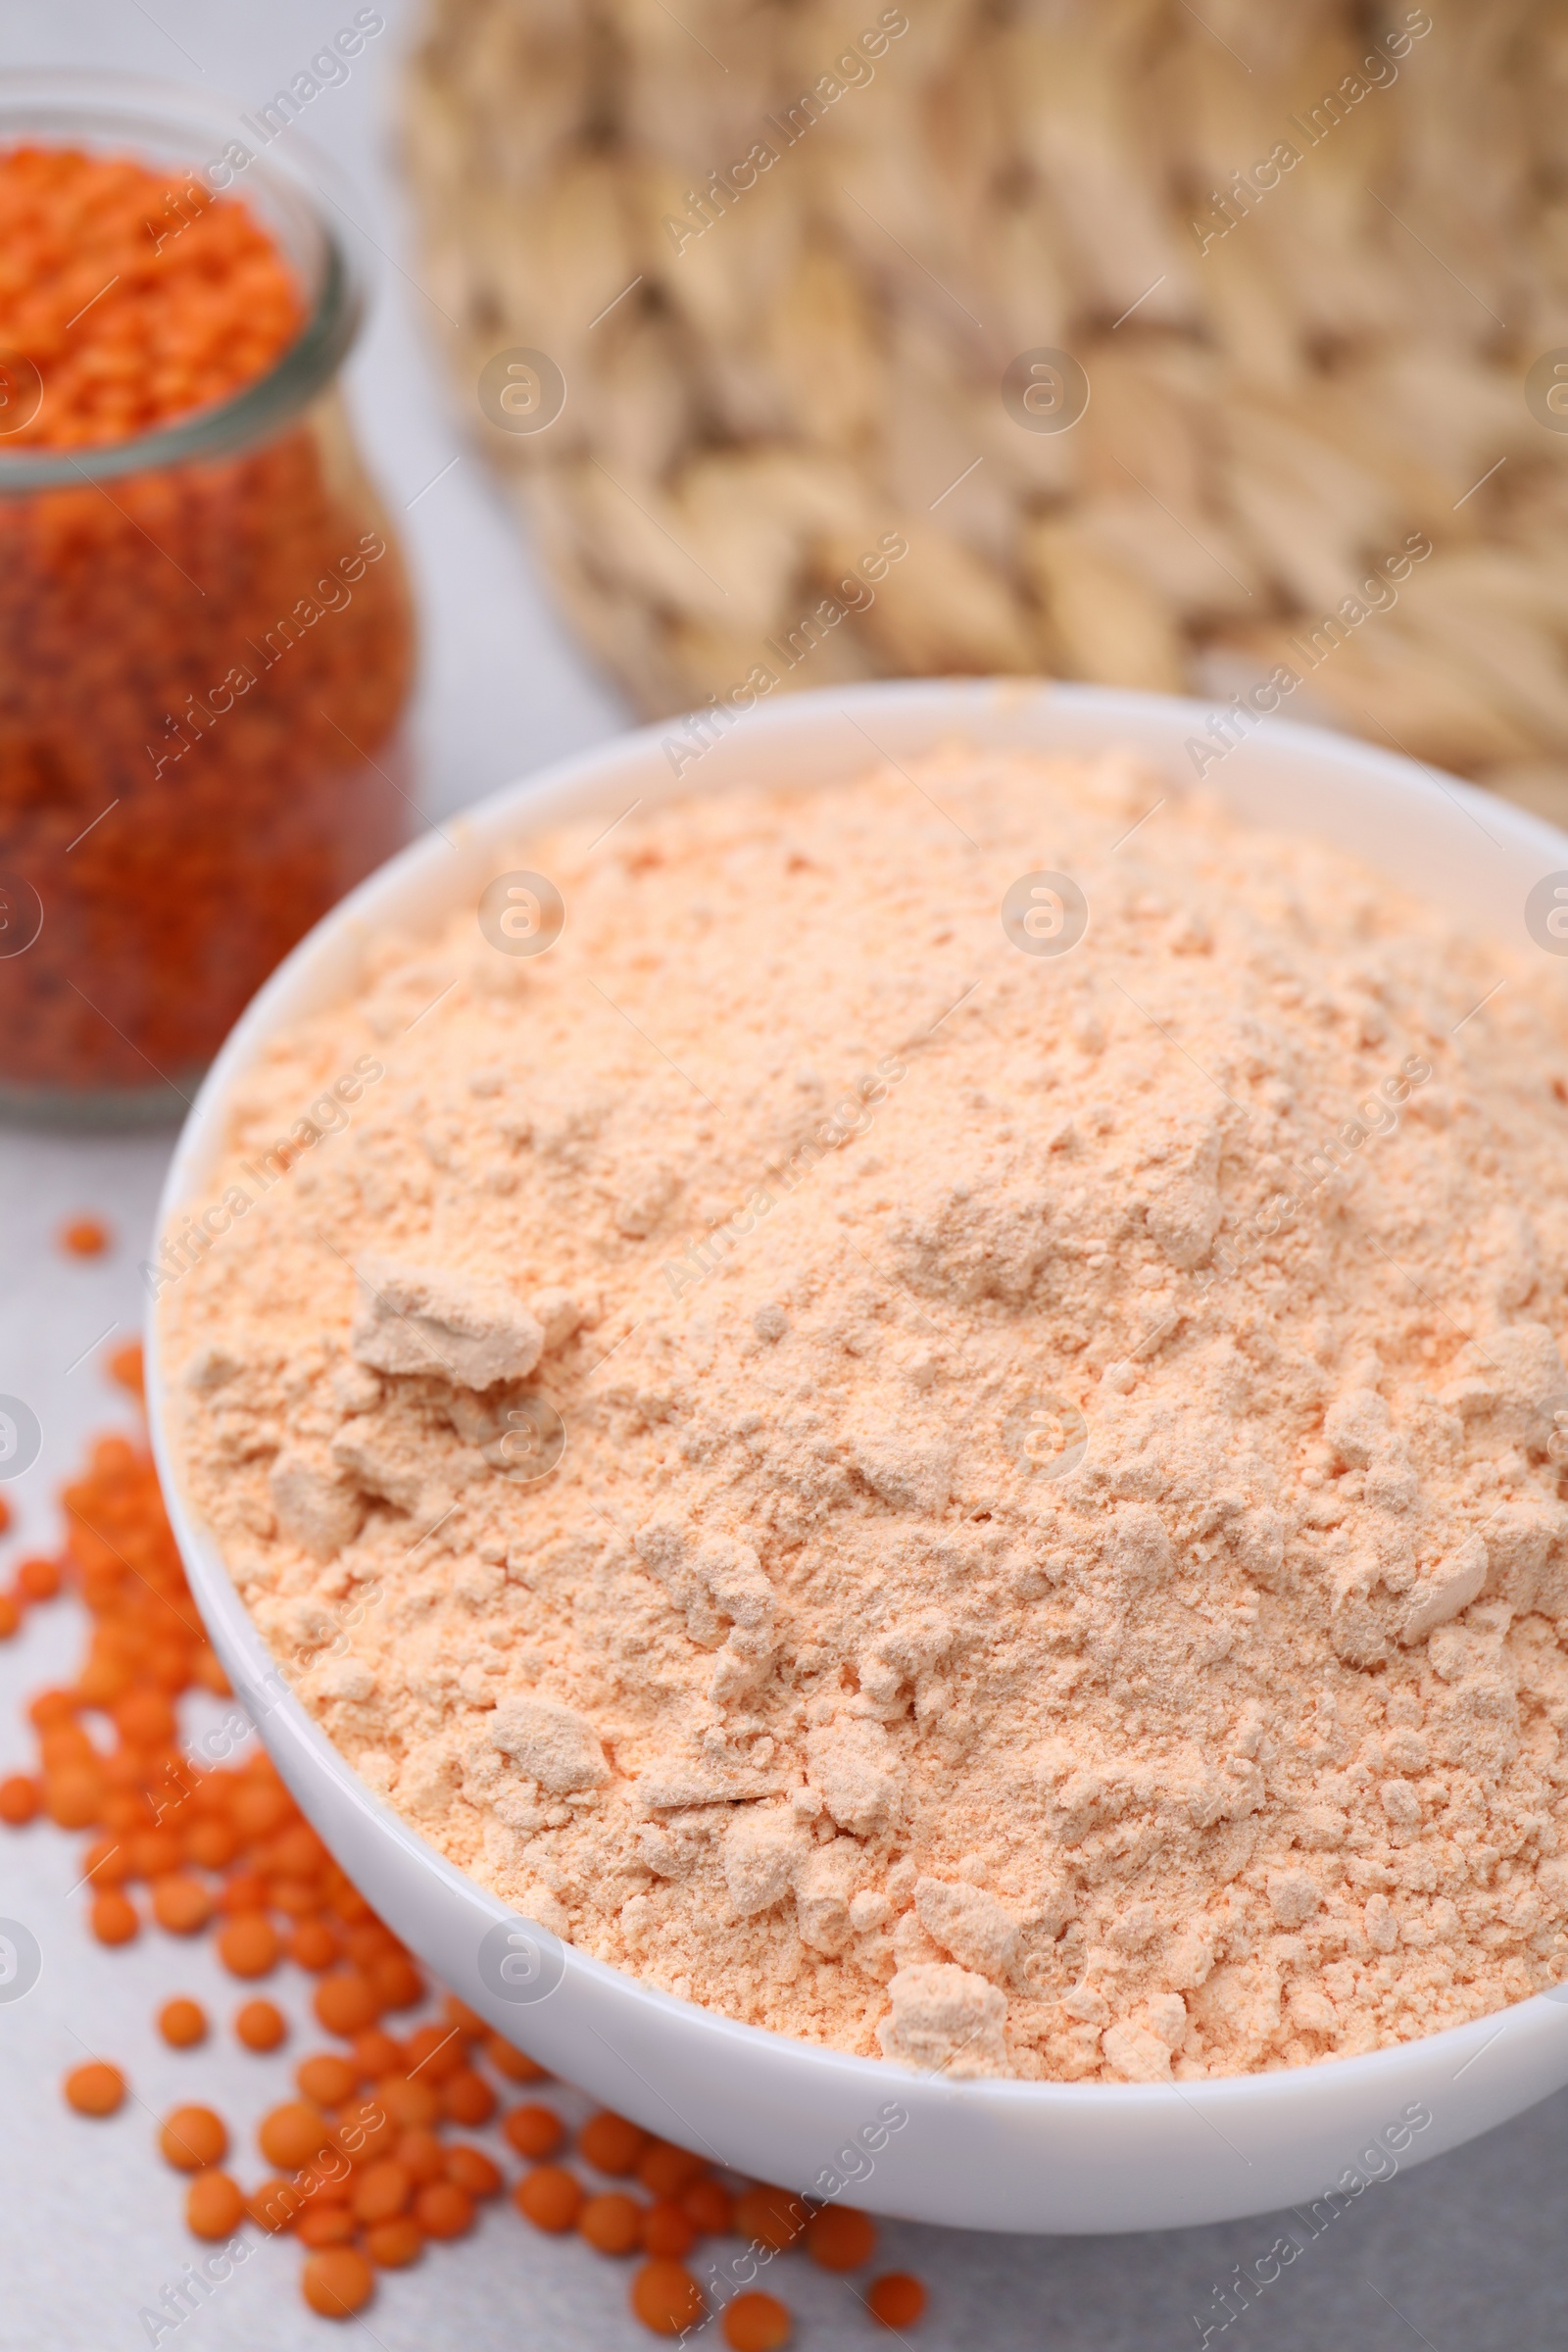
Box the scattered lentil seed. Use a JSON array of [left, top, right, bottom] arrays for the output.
[[370, 1951, 423, 2011], [364, 2216, 423, 2268], [183, 1817, 240, 1871], [643, 2201, 698, 2259], [631, 2257, 707, 2336], [47, 1766, 106, 1831], [579, 2110, 649, 2177], [234, 1999, 287, 2053], [297, 2054, 358, 2109], [301, 2247, 374, 2320], [445, 2144, 503, 2199], [298, 2203, 359, 2249], [352, 2160, 414, 2226], [415, 2180, 475, 2240], [314, 1969, 381, 2036], [89, 1889, 139, 1946], [60, 1217, 111, 1258], [373, 2072, 439, 2131], [639, 2141, 708, 2198], [217, 1913, 280, 1980], [504, 2102, 565, 2161], [186, 2171, 246, 2240], [157, 1997, 208, 2049], [402, 2020, 464, 2080], [723, 2291, 794, 2352], [349, 2027, 403, 2080], [733, 2186, 809, 2253], [439, 2066, 496, 2127], [129, 1829, 183, 1880], [229, 1780, 294, 1842], [258, 2100, 330, 2170], [16, 1555, 62, 1601], [218, 1873, 270, 1917], [806, 2206, 877, 2273], [151, 1874, 214, 1935], [82, 1838, 130, 1886], [514, 2164, 584, 2233], [393, 2128, 446, 2185], [287, 1918, 341, 1971], [247, 2177, 303, 2234], [0, 1771, 39, 1824], [159, 2104, 227, 2171], [683, 2178, 734, 2236], [301, 2154, 354, 2204], [866, 2275, 928, 2329], [333, 2094, 395, 2165], [580, 2190, 645, 2256], [64, 2060, 125, 2117]]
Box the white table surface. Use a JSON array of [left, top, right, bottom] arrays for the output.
[[1, 6, 1564, 2348]]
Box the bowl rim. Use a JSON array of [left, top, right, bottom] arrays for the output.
[[145, 675, 1568, 2127]]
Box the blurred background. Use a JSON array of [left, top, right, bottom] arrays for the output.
[[408, 0, 1568, 809], [1, 3, 1567, 2347]]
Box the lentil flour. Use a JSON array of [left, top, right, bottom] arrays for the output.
[[162, 745, 1568, 2081]]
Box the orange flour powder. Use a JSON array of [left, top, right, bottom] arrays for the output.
[[161, 745, 1568, 2082]]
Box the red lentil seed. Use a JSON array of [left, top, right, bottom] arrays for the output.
[[866, 2275, 929, 2329]]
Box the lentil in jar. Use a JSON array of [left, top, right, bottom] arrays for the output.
[[0, 139, 415, 1110]]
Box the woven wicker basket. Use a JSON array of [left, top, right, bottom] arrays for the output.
[[404, 0, 1568, 812]]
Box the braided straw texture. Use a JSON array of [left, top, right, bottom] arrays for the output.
[[404, 0, 1568, 810]]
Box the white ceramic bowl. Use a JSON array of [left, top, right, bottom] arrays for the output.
[[147, 680, 1568, 2234]]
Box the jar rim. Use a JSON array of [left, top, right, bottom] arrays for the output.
[[0, 68, 367, 491]]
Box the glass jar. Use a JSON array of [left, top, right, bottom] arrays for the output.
[[0, 74, 416, 1122]]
